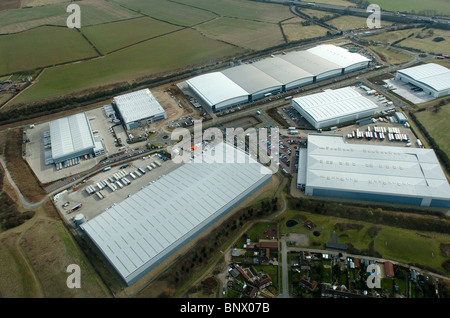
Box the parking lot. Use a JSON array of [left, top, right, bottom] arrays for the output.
[[55, 154, 178, 225]]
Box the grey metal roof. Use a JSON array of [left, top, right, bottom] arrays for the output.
[[49, 112, 95, 161], [397, 63, 450, 92], [252, 56, 314, 86], [114, 89, 166, 124], [292, 87, 378, 124], [81, 142, 272, 285], [279, 50, 342, 76], [221, 64, 282, 95], [186, 72, 249, 107], [304, 134, 450, 200], [307, 44, 370, 68]]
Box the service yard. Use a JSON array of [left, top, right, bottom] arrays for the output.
[[56, 154, 178, 225]]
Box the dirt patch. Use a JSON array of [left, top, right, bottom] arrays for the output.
[[288, 233, 309, 246], [0, 0, 21, 10], [366, 226, 382, 238]]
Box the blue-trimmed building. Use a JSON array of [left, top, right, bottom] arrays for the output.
[[298, 134, 450, 208]]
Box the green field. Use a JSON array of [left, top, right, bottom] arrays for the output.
[[369, 45, 414, 65], [174, 0, 294, 23], [194, 17, 284, 50], [0, 0, 142, 34], [368, 0, 450, 16], [327, 15, 393, 30], [0, 26, 98, 75], [415, 104, 450, 158], [111, 0, 217, 26], [11, 28, 243, 104], [311, 0, 450, 15], [281, 209, 450, 275], [281, 23, 328, 42], [82, 17, 182, 54], [400, 29, 450, 55]]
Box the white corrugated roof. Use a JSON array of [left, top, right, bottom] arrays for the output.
[[221, 64, 282, 95], [186, 72, 249, 107], [304, 134, 450, 199], [252, 56, 314, 86], [292, 87, 378, 123], [307, 44, 370, 68], [114, 89, 166, 125], [49, 112, 95, 161], [81, 142, 272, 285], [279, 50, 342, 76], [397, 63, 450, 92]]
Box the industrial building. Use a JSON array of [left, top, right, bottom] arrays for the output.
[[291, 87, 379, 129], [186, 45, 371, 112], [306, 44, 371, 73], [221, 64, 282, 101], [45, 112, 104, 167], [297, 134, 450, 208], [186, 72, 250, 112], [81, 142, 273, 285], [395, 63, 450, 98], [113, 88, 167, 130]]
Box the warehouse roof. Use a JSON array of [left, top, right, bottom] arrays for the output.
[[292, 87, 378, 124], [114, 89, 166, 125], [81, 142, 272, 285], [49, 112, 95, 161], [307, 44, 370, 68], [304, 134, 450, 200], [222, 64, 282, 95], [397, 63, 450, 92], [186, 72, 249, 108], [252, 56, 314, 86], [279, 50, 342, 77]]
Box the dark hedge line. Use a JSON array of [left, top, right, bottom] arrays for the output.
[[289, 198, 450, 234]]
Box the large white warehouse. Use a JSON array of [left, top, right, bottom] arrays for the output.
[[46, 112, 104, 165], [298, 134, 450, 208], [186, 44, 371, 112], [81, 142, 272, 285], [306, 44, 371, 73], [291, 86, 379, 129], [395, 63, 450, 98], [222, 64, 282, 101], [186, 72, 250, 112], [113, 88, 167, 130]]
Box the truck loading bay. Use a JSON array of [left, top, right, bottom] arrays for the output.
[[56, 154, 178, 224]]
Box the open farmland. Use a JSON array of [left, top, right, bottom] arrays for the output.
[[369, 45, 414, 65], [363, 28, 418, 44], [81, 17, 182, 54], [10, 28, 243, 105], [0, 26, 98, 75], [327, 15, 393, 30], [194, 17, 284, 50], [367, 0, 450, 16], [173, 0, 295, 23], [0, 0, 142, 34], [415, 104, 450, 158], [281, 22, 328, 42], [399, 29, 450, 55], [111, 0, 217, 26]]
